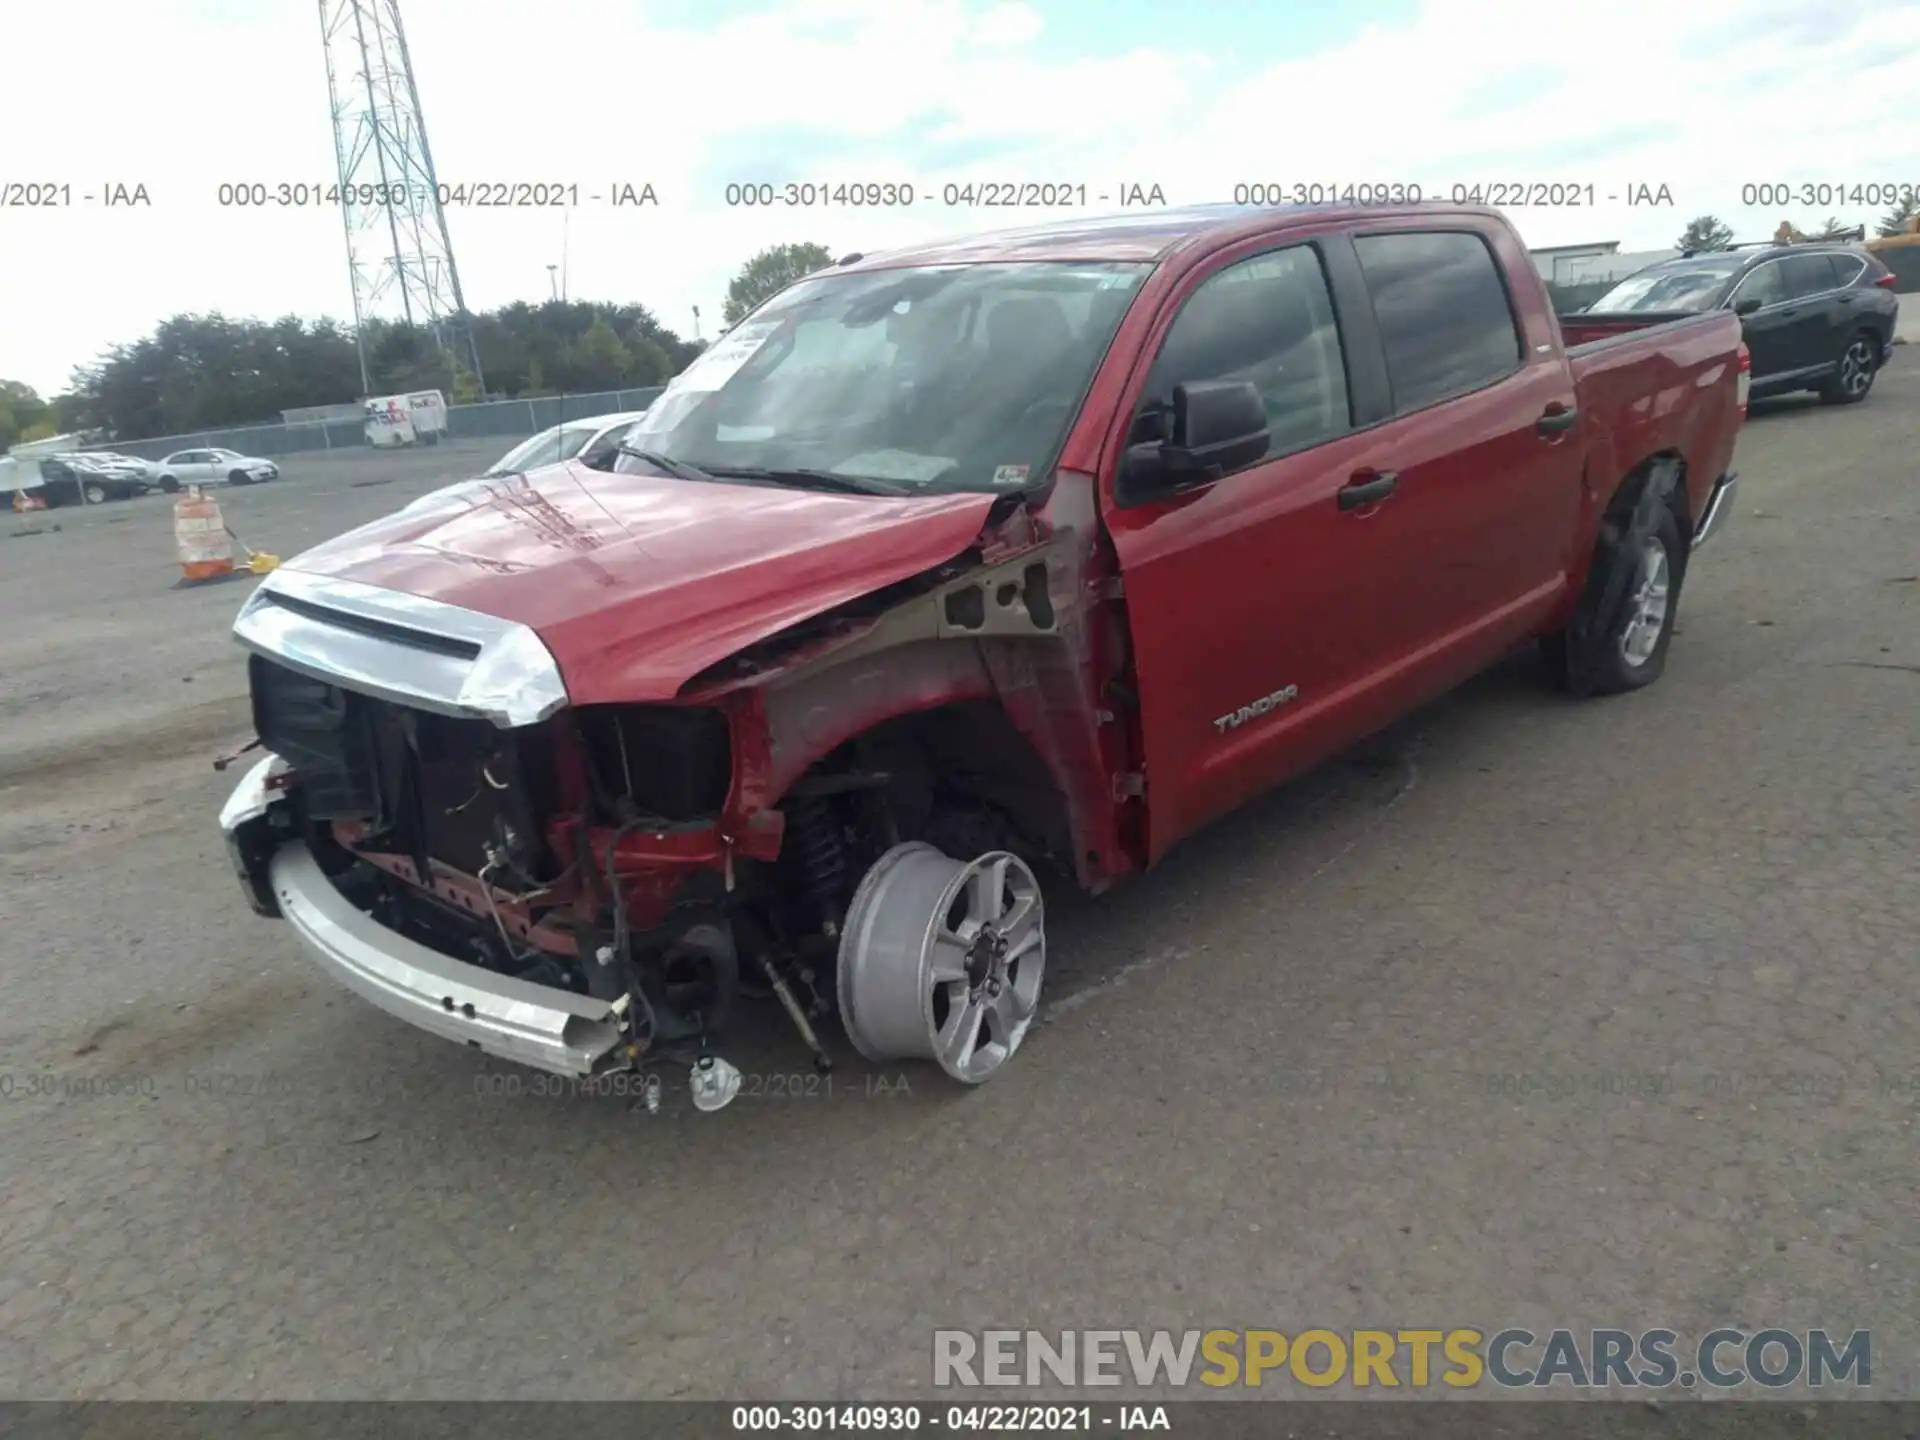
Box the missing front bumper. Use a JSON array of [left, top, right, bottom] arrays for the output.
[[219, 755, 625, 1078]]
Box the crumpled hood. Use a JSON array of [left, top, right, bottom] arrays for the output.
[[276, 463, 1000, 703]]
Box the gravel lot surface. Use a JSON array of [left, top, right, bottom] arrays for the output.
[[2, 370, 1915, 1401]]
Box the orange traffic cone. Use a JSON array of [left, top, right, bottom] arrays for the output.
[[174, 485, 235, 582]]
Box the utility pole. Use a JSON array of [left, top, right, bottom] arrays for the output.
[[319, 0, 486, 395]]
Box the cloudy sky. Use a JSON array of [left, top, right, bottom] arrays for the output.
[[2, 0, 1917, 397]]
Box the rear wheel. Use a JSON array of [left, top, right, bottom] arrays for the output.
[[1544, 503, 1687, 697], [1820, 330, 1878, 404]]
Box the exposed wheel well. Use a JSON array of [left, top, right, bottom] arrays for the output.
[[1605, 452, 1691, 556], [799, 699, 1074, 878]]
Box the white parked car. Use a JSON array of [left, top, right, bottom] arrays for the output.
[[154, 447, 280, 491], [84, 451, 158, 487], [480, 411, 650, 478]]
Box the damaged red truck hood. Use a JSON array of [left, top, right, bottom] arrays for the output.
[[278, 463, 1001, 702]]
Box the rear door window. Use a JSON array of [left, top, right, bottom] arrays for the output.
[[1353, 231, 1523, 412], [1781, 253, 1843, 297]]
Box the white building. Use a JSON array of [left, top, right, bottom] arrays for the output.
[[1529, 240, 1679, 286]]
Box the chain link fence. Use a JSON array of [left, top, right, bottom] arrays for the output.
[[83, 388, 667, 463]]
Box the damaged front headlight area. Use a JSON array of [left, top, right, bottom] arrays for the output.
[[219, 753, 297, 916]]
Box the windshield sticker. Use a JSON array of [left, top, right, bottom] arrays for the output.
[[832, 450, 955, 485], [674, 320, 781, 393], [991, 464, 1031, 488]]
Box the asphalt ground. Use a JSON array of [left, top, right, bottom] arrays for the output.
[[1, 366, 1915, 1401]]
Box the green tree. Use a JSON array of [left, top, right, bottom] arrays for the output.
[[0, 380, 52, 449], [58, 298, 703, 439], [1811, 216, 1861, 241], [1676, 215, 1734, 252], [571, 314, 633, 388], [1877, 193, 1920, 238], [449, 359, 483, 404], [723, 242, 834, 325]]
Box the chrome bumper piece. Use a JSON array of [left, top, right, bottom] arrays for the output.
[[1694, 471, 1738, 549], [220, 756, 623, 1078]]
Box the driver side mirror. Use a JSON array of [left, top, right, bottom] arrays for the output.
[[1118, 380, 1270, 504], [1732, 296, 1763, 317]]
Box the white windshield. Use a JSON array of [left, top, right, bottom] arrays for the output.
[[617, 261, 1152, 494]]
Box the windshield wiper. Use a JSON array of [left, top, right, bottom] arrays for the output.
[[616, 445, 718, 483], [696, 466, 909, 497]]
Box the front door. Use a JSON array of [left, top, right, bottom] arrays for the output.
[[1101, 236, 1431, 857], [1732, 259, 1824, 384]]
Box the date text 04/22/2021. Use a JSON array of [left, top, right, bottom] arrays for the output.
[[721, 181, 1169, 208], [210, 180, 659, 208], [729, 1404, 1171, 1432], [1229, 181, 1676, 207]]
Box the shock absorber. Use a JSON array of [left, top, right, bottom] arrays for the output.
[[787, 793, 848, 935]]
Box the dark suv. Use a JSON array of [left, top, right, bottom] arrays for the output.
[[1587, 244, 1899, 404]]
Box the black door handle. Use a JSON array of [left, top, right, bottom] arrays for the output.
[[1537, 404, 1579, 435], [1338, 471, 1398, 510], [1836, 294, 1856, 305]]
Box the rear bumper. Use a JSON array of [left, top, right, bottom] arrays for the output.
[[1694, 471, 1738, 549], [219, 757, 625, 1078]]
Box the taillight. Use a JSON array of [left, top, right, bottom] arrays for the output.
[[1736, 344, 1751, 415], [1873, 272, 1898, 288]]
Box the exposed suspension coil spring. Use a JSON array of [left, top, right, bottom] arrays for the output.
[[788, 794, 848, 914]]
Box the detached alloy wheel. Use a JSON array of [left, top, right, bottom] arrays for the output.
[[837, 842, 1047, 1085], [1821, 332, 1878, 404]]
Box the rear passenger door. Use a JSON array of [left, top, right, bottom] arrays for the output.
[[1348, 225, 1586, 670], [1780, 252, 1850, 375]]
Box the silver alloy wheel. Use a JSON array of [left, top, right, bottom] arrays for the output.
[[837, 842, 1046, 1085], [83, 482, 107, 504], [1839, 338, 1874, 398], [1618, 536, 1671, 667]]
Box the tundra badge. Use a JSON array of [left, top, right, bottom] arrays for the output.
[[1214, 685, 1299, 733]]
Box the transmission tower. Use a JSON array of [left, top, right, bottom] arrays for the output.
[[319, 0, 486, 397]]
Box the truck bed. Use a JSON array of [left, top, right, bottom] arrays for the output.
[[1559, 309, 1719, 354], [1561, 306, 1745, 531]]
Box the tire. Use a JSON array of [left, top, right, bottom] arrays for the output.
[[1543, 499, 1687, 698], [228, 470, 252, 485], [158, 474, 179, 493], [1819, 330, 1879, 405], [82, 481, 108, 505]]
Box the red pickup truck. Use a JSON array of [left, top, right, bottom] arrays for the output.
[[219, 202, 1745, 1104]]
